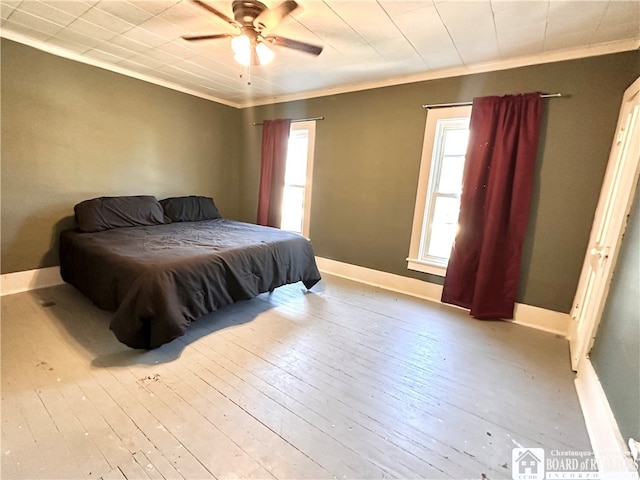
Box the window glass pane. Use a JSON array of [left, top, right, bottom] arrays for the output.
[[442, 127, 469, 156], [281, 186, 304, 233], [284, 132, 308, 186], [408, 105, 470, 274], [279, 121, 315, 238], [426, 196, 460, 258], [438, 154, 465, 194], [427, 227, 457, 259]]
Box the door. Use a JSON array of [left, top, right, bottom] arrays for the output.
[[569, 76, 640, 371]]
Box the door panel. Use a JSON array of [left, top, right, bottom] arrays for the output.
[[569, 77, 640, 371]]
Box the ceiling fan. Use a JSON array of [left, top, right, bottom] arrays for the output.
[[183, 0, 324, 66]]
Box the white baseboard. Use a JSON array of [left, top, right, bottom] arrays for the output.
[[316, 257, 636, 478], [4, 259, 633, 480], [315, 257, 444, 303], [575, 359, 639, 480], [0, 259, 572, 337], [315, 257, 571, 337], [1, 266, 64, 296], [512, 302, 571, 337]]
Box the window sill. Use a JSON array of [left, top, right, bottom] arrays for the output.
[[406, 258, 447, 277]]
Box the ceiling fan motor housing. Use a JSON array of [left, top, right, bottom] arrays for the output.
[[183, 0, 322, 61], [232, 1, 268, 26]]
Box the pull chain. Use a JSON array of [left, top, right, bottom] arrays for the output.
[[239, 64, 252, 86]]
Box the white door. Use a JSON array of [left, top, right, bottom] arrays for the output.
[[569, 76, 640, 371]]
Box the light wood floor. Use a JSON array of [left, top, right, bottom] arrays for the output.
[[1, 273, 590, 480]]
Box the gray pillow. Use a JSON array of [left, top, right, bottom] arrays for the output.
[[74, 196, 168, 233], [160, 196, 221, 222]]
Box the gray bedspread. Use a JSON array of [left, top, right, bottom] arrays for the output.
[[59, 219, 321, 349]]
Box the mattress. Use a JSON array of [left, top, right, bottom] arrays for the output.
[[59, 218, 321, 349]]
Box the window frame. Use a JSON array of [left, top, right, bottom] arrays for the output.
[[281, 120, 316, 238], [407, 105, 471, 276]]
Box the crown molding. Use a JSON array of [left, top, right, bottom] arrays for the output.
[[2, 31, 638, 110], [242, 39, 640, 108]]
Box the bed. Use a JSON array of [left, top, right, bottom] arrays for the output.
[[59, 195, 321, 349]]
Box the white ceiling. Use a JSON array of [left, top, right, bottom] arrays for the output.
[[2, 0, 639, 108]]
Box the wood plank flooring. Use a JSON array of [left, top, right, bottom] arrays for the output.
[[1, 273, 591, 479]]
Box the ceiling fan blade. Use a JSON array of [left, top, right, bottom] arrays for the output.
[[265, 34, 323, 56], [182, 33, 233, 41], [190, 0, 239, 28], [254, 0, 298, 31]]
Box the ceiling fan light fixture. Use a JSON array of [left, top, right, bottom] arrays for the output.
[[184, 0, 323, 69], [233, 51, 251, 66], [231, 34, 251, 65], [255, 42, 275, 65]]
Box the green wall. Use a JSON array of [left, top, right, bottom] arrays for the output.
[[590, 179, 640, 445], [3, 38, 637, 450], [2, 37, 639, 315], [240, 51, 640, 313], [1, 39, 242, 274]]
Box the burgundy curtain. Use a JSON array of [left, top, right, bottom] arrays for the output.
[[441, 93, 543, 319], [256, 119, 292, 227]]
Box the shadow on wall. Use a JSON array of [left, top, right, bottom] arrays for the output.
[[517, 107, 549, 303], [2, 209, 76, 273], [44, 215, 77, 266]]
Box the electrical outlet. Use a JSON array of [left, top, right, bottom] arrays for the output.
[[629, 438, 640, 462]]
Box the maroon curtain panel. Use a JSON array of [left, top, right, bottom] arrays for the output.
[[441, 93, 543, 319], [256, 119, 292, 227]]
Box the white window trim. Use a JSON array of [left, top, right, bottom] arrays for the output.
[[407, 105, 471, 276], [286, 120, 316, 239]]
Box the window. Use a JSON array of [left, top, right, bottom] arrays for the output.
[[407, 105, 471, 276], [280, 121, 316, 237]]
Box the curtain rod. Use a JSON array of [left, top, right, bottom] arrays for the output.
[[253, 116, 324, 126], [422, 93, 563, 110]]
